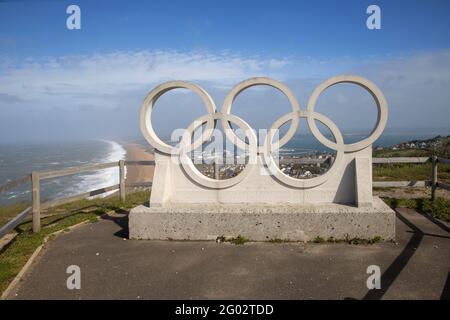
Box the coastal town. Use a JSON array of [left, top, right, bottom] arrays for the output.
[[375, 135, 450, 153], [195, 152, 335, 179], [194, 135, 450, 180]]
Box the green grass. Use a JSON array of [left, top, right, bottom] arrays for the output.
[[226, 235, 249, 245], [0, 190, 149, 295], [0, 190, 149, 229], [216, 235, 250, 245], [313, 236, 325, 243], [373, 163, 450, 183], [268, 238, 287, 243], [0, 202, 30, 228], [345, 236, 383, 245], [312, 235, 383, 245], [44, 190, 149, 213], [373, 163, 431, 181], [382, 196, 450, 222], [373, 148, 430, 158], [372, 141, 450, 183]]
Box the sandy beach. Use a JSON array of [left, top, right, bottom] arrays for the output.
[[123, 143, 154, 184]]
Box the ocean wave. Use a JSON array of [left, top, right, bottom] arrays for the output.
[[76, 140, 126, 199]]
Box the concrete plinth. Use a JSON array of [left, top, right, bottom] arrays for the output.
[[129, 197, 395, 241]]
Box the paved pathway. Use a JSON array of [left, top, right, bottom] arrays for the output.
[[7, 208, 449, 299]]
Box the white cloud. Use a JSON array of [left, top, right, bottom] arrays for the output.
[[0, 50, 294, 111], [0, 49, 449, 141]]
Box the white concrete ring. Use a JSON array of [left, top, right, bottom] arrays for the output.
[[306, 75, 388, 152], [262, 111, 345, 189], [179, 113, 258, 189], [220, 77, 301, 154], [140, 81, 217, 155]]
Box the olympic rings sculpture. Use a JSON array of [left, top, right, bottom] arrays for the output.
[[140, 75, 388, 189]]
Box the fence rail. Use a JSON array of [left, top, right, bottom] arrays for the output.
[[0, 207, 31, 239], [0, 156, 449, 237], [372, 157, 430, 164], [39, 162, 119, 180], [0, 160, 155, 236], [373, 180, 430, 188], [438, 182, 450, 191], [279, 156, 431, 165], [41, 184, 120, 210], [437, 157, 450, 165]]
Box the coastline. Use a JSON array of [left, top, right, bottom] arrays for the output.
[[123, 143, 154, 184]]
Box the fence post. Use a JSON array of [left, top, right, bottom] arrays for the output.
[[431, 156, 438, 201], [119, 160, 126, 202], [214, 160, 220, 180], [31, 171, 41, 233]]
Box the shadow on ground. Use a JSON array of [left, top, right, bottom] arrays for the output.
[[7, 206, 450, 300]]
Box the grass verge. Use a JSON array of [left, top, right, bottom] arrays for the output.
[[216, 235, 249, 245], [0, 190, 149, 295], [0, 203, 30, 228], [313, 235, 383, 245], [373, 163, 450, 183]]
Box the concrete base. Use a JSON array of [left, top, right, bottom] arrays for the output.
[[129, 197, 395, 241]]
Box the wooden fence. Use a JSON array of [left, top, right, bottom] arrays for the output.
[[0, 160, 154, 238], [0, 156, 449, 238], [372, 156, 450, 200]]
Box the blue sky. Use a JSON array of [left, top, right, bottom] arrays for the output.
[[1, 0, 450, 141], [2, 0, 450, 57]]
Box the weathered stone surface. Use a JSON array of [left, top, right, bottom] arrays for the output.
[[129, 197, 395, 241], [149, 148, 373, 206]]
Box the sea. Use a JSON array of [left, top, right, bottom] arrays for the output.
[[0, 130, 448, 206], [0, 140, 126, 206]]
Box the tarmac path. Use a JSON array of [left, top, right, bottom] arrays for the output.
[[7, 208, 449, 300]]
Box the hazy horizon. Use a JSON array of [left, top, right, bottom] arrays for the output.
[[1, 126, 449, 145]]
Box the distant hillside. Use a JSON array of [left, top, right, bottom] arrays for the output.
[[374, 135, 450, 158]]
